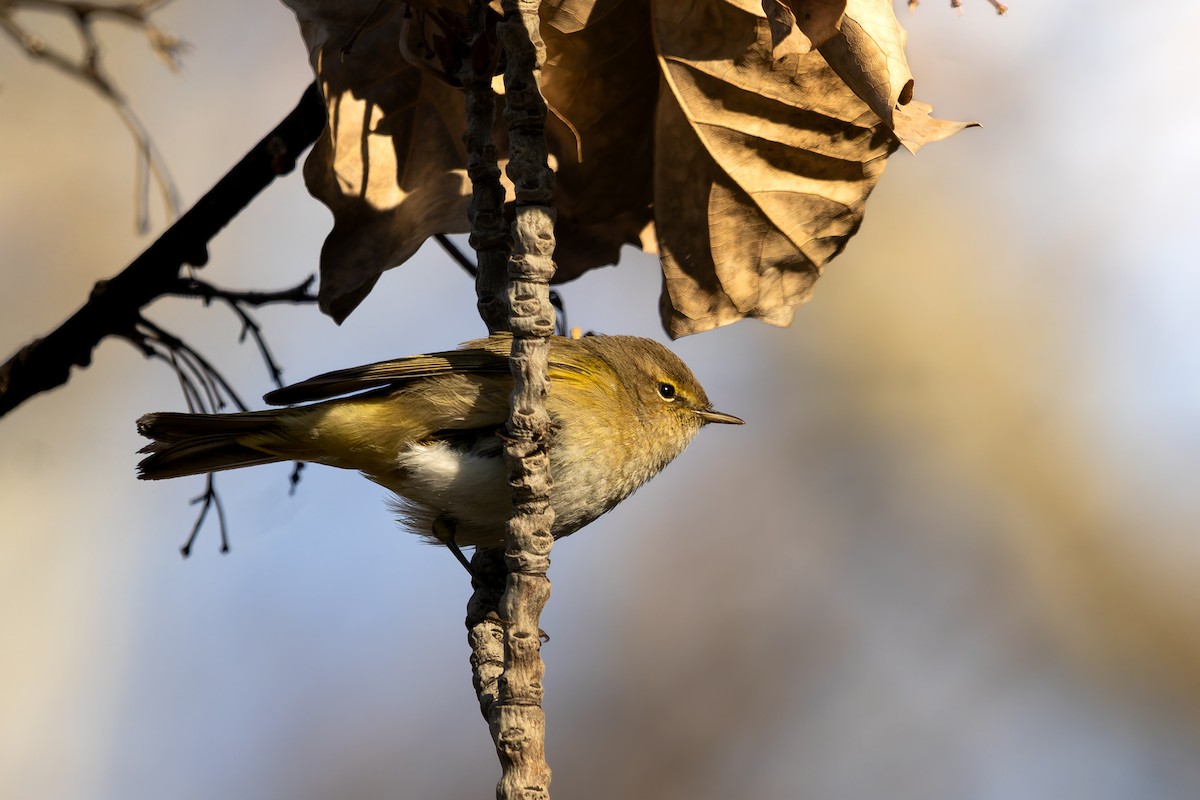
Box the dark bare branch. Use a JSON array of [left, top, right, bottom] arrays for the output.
[[119, 308, 277, 556], [166, 276, 318, 388], [185, 474, 229, 556], [0, 83, 326, 419], [462, 0, 514, 741], [457, 1, 511, 334], [438, 234, 568, 336], [133, 316, 250, 412], [435, 233, 480, 278]]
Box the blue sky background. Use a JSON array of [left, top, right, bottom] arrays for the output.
[[3, 2, 1200, 798]]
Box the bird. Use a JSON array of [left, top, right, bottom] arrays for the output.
[[137, 333, 743, 553]]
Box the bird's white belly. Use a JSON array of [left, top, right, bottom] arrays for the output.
[[394, 440, 511, 529], [387, 436, 646, 546]]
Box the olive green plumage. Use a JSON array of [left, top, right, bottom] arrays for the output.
[[137, 333, 741, 548]]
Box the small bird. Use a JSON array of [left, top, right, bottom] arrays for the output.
[[137, 333, 742, 551]]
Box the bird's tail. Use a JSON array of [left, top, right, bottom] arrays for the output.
[[136, 410, 295, 480]]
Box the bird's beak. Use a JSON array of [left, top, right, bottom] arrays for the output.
[[695, 408, 745, 425]]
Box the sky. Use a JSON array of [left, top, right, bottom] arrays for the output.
[[2, 2, 1200, 799]]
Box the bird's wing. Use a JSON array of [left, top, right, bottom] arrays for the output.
[[264, 335, 596, 406], [263, 337, 515, 405]]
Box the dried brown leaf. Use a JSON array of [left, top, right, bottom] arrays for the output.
[[282, 0, 972, 333], [762, 0, 809, 57], [285, 0, 659, 320], [818, 0, 975, 153], [284, 1, 484, 322], [654, 0, 896, 336], [541, 0, 659, 280], [760, 0, 847, 56]]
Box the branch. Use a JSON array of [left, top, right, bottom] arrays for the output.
[[437, 234, 569, 336], [119, 281, 317, 556], [457, 3, 511, 334], [121, 311, 252, 556], [462, 0, 512, 732], [166, 275, 318, 389], [132, 315, 251, 413], [909, 0, 1009, 14], [466, 547, 508, 721], [495, 0, 558, 797], [0, 83, 326, 419], [461, 0, 557, 794], [185, 473, 230, 556]]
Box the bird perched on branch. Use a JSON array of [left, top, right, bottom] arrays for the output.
[[137, 333, 742, 551]]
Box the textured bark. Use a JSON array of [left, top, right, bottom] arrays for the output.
[[460, 7, 511, 335], [495, 0, 557, 782], [462, 0, 508, 751], [462, 0, 513, 741], [466, 547, 507, 721]]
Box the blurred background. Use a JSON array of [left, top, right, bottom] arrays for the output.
[[3, 2, 1200, 798]]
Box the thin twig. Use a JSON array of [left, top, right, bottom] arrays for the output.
[[438, 234, 569, 336], [168, 275, 319, 307], [0, 83, 326, 419], [462, 0, 515, 737], [487, 0, 559, 797], [287, 462, 305, 496], [435, 233, 480, 278], [458, 1, 511, 334], [121, 311, 250, 556], [120, 306, 292, 554], [154, 343, 203, 412], [0, 0, 185, 228], [466, 546, 508, 720], [910, 0, 1008, 13], [339, 0, 392, 60], [124, 328, 206, 413], [167, 276, 318, 389], [123, 274, 317, 551], [186, 474, 229, 556], [136, 316, 250, 412]]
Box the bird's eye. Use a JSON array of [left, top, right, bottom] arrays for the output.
[[657, 382, 677, 401]]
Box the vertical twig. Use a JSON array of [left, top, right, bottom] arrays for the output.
[[462, 0, 557, 796], [461, 3, 512, 334], [461, 0, 513, 732], [466, 547, 508, 722], [493, 0, 557, 797]]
